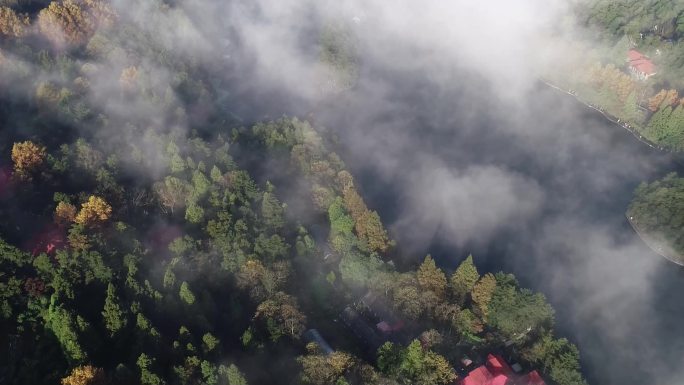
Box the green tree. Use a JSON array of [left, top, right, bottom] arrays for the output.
[[377, 340, 456, 385], [450, 254, 479, 305], [416, 255, 447, 298], [254, 292, 306, 341], [220, 363, 247, 385], [185, 202, 204, 224], [46, 301, 86, 364], [488, 273, 554, 340], [137, 353, 161, 385], [102, 283, 127, 336], [203, 332, 220, 353], [261, 185, 285, 230], [179, 281, 196, 305], [471, 273, 497, 321]]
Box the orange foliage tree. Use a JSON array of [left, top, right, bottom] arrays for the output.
[[11, 141, 47, 179], [648, 89, 679, 112], [75, 195, 112, 226], [61, 365, 106, 385]]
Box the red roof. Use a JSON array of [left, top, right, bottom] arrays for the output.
[[487, 354, 513, 376], [491, 374, 510, 385], [627, 50, 656, 75], [461, 355, 545, 385], [521, 370, 545, 385], [628, 49, 644, 61], [462, 366, 493, 385]]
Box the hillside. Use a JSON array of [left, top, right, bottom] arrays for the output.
[[0, 0, 588, 384]]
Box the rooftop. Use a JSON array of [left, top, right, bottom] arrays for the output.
[[459, 354, 546, 385]]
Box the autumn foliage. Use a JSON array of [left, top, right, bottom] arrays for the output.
[[0, 6, 29, 38], [55, 201, 78, 224], [75, 195, 112, 226], [588, 63, 636, 102], [342, 185, 391, 253], [38, 0, 117, 47], [61, 365, 106, 385], [648, 89, 680, 112], [11, 141, 46, 179]]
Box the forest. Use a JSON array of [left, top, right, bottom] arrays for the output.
[[0, 0, 590, 384], [627, 173, 684, 265], [551, 0, 684, 150]]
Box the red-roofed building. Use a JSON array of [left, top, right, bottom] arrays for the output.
[[459, 354, 545, 385], [491, 374, 511, 385], [462, 366, 493, 385], [487, 354, 513, 375], [627, 49, 656, 80], [521, 371, 545, 385]]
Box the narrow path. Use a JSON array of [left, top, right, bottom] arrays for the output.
[[541, 79, 670, 152], [626, 214, 684, 266]]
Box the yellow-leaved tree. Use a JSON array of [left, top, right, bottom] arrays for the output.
[[61, 365, 106, 385], [11, 141, 46, 179], [75, 195, 112, 226]]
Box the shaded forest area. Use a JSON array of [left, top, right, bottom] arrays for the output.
[[0, 0, 585, 385]]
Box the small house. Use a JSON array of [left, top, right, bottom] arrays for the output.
[[459, 354, 546, 385], [627, 49, 656, 80]]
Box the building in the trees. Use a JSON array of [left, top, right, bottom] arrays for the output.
[[627, 49, 656, 80], [459, 354, 546, 385], [359, 292, 407, 338]]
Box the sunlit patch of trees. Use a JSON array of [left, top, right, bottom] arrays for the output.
[[0, 6, 28, 37], [38, 0, 117, 47], [74, 195, 112, 226], [11, 140, 46, 179]]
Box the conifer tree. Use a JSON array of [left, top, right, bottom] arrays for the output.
[[102, 283, 126, 336], [450, 254, 480, 305], [417, 255, 447, 298]]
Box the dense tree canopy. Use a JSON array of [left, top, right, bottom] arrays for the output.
[[0, 1, 586, 383], [628, 172, 684, 264]]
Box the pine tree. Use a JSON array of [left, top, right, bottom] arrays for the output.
[[417, 255, 447, 298], [450, 255, 480, 305], [471, 273, 497, 321], [261, 183, 285, 230], [179, 281, 196, 305], [102, 283, 126, 336]]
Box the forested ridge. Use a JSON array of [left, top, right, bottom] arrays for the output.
[[0, 0, 586, 384]]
